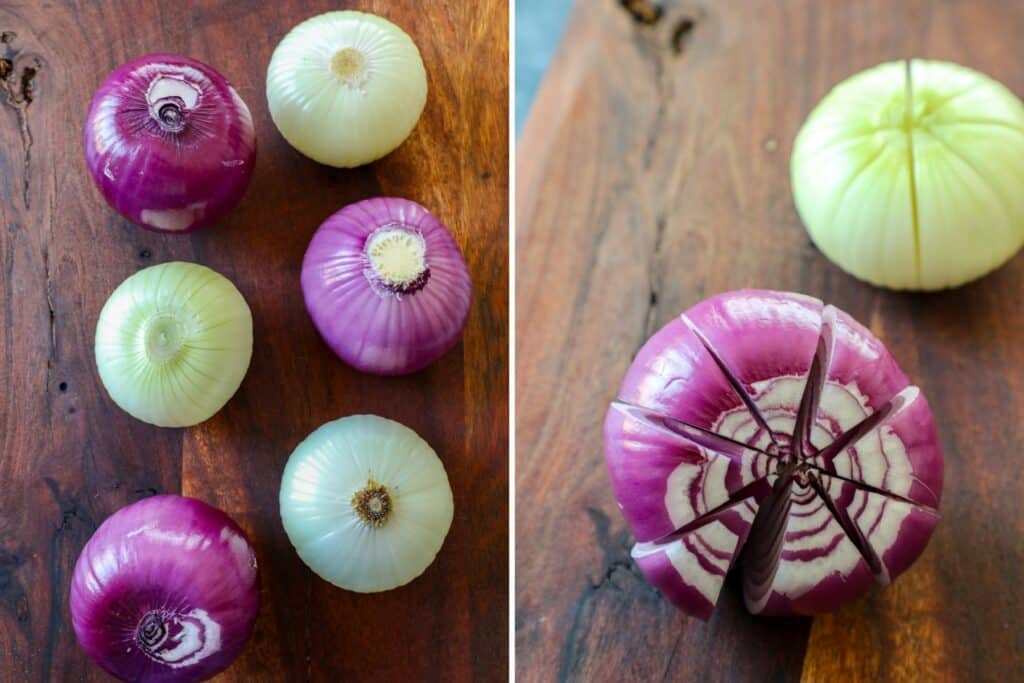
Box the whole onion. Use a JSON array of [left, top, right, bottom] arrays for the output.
[[95, 262, 253, 427], [266, 11, 427, 167], [604, 290, 943, 619], [70, 495, 259, 682], [84, 53, 256, 233], [792, 59, 1024, 290], [301, 197, 471, 375], [280, 415, 454, 592]]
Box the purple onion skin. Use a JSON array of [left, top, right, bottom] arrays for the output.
[[70, 496, 259, 682], [84, 54, 256, 234], [605, 290, 944, 619], [301, 197, 472, 375]]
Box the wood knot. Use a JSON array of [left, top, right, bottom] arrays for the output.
[[619, 0, 663, 25]]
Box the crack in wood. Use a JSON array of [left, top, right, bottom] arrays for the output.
[[42, 478, 96, 681], [0, 31, 42, 208], [642, 216, 667, 339], [585, 508, 635, 585], [0, 545, 30, 636], [642, 78, 667, 170], [670, 17, 696, 55], [42, 248, 55, 373], [560, 508, 651, 681], [588, 560, 640, 590]]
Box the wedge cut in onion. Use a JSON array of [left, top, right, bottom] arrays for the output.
[[280, 415, 454, 592], [70, 495, 259, 682], [792, 59, 1024, 290], [604, 290, 943, 618], [301, 197, 471, 375], [84, 53, 256, 233], [95, 262, 253, 427], [266, 11, 427, 167]]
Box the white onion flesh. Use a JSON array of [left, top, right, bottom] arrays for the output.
[[792, 59, 1024, 290], [279, 415, 454, 592], [94, 262, 253, 427], [266, 11, 428, 168]]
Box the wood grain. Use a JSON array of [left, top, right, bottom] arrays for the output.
[[515, 1, 1024, 680], [0, 1, 508, 681]]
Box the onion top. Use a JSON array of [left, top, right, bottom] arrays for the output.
[[95, 262, 253, 427], [280, 415, 454, 593], [84, 53, 256, 233], [301, 197, 472, 375], [605, 290, 943, 619], [792, 59, 1024, 290], [266, 11, 428, 167]]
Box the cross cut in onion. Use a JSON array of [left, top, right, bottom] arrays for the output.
[[604, 290, 943, 618], [792, 60, 1024, 290]]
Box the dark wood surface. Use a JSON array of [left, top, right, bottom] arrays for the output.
[[516, 1, 1023, 680], [0, 1, 508, 680]]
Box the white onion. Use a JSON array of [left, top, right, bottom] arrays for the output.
[[94, 262, 253, 427], [279, 415, 454, 592], [266, 11, 428, 168], [792, 59, 1024, 290]]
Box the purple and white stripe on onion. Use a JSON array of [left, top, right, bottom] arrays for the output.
[[604, 290, 943, 618], [70, 496, 259, 681]]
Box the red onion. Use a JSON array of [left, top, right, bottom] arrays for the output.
[[70, 495, 259, 681], [604, 290, 943, 619], [301, 197, 472, 375], [84, 54, 256, 233]]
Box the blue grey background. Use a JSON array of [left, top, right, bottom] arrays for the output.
[[515, 0, 574, 135]]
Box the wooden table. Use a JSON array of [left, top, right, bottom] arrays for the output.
[[0, 1, 508, 680], [516, 1, 1023, 680]]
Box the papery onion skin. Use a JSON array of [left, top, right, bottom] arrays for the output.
[[301, 197, 471, 375], [792, 59, 1024, 290], [84, 53, 256, 233], [280, 415, 454, 592], [95, 262, 253, 427], [266, 11, 427, 167], [70, 495, 259, 682], [605, 290, 943, 619]]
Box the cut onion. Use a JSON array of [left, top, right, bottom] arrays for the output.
[[95, 262, 253, 427], [84, 53, 256, 233], [604, 290, 943, 618], [301, 197, 471, 375], [279, 415, 454, 592], [792, 59, 1024, 290], [266, 11, 428, 167]]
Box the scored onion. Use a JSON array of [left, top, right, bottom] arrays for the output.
[[792, 59, 1024, 290], [84, 53, 256, 233], [280, 415, 454, 592], [266, 11, 428, 167], [604, 290, 943, 619], [95, 262, 253, 427], [301, 197, 471, 375], [70, 495, 259, 682]]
